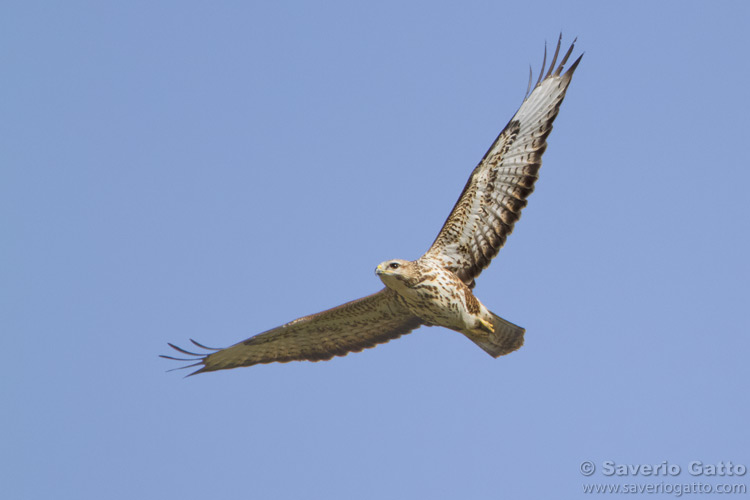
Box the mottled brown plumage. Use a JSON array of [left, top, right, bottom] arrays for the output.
[[162, 36, 581, 375], [424, 38, 581, 288], [165, 289, 422, 374]]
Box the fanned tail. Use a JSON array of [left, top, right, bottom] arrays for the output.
[[466, 312, 525, 358]]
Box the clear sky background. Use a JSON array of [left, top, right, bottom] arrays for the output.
[[3, 1, 749, 499]]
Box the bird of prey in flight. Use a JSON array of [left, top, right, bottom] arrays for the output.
[[162, 36, 582, 376]]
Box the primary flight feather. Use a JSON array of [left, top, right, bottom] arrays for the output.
[[162, 36, 582, 375]]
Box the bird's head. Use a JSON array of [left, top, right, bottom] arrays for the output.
[[375, 259, 418, 290]]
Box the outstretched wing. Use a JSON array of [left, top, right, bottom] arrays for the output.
[[161, 288, 423, 375], [423, 36, 582, 287]]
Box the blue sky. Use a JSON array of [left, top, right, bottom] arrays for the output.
[[3, 1, 749, 499]]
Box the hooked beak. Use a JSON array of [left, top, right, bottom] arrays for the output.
[[375, 263, 386, 275]]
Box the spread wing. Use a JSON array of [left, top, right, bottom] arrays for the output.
[[423, 36, 582, 287], [161, 288, 423, 375]]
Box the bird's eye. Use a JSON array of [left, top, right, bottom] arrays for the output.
[[389, 262, 400, 270]]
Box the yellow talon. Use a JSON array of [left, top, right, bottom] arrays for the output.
[[479, 318, 495, 333]]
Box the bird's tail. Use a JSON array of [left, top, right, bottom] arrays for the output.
[[466, 312, 525, 358]]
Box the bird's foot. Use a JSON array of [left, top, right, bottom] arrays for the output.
[[478, 318, 495, 334]]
